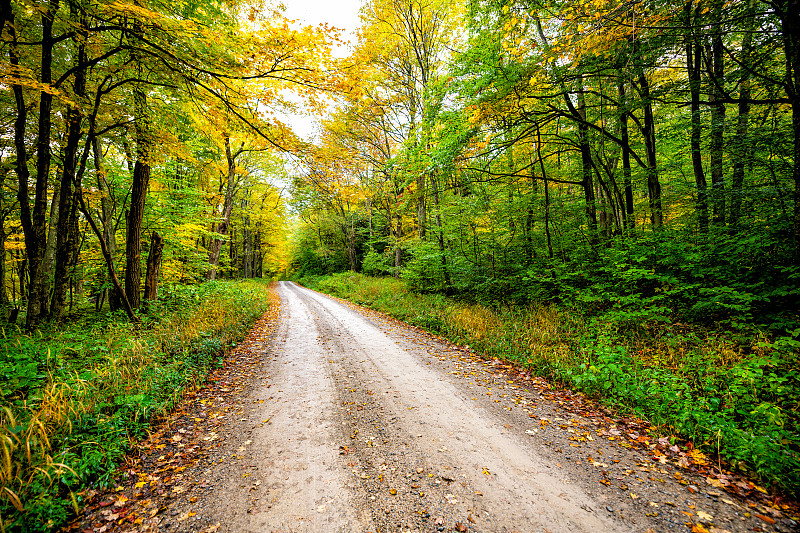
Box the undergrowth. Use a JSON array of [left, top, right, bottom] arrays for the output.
[[299, 272, 800, 498], [0, 280, 271, 532]]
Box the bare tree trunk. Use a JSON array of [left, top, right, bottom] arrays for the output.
[[575, 79, 598, 243], [144, 231, 163, 303], [10, 0, 59, 329], [126, 87, 151, 310], [730, 2, 754, 230], [93, 137, 120, 310], [431, 174, 451, 289], [207, 135, 239, 279], [536, 123, 554, 260], [618, 81, 635, 230], [686, 2, 709, 234], [709, 0, 726, 226], [43, 176, 59, 301], [52, 1, 88, 320], [0, 215, 7, 308], [773, 0, 800, 256], [638, 71, 662, 229], [75, 175, 139, 324]]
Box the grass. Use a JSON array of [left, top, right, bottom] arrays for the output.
[[299, 272, 800, 498], [0, 279, 271, 532]]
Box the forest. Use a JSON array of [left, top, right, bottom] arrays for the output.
[[1, 0, 799, 529]]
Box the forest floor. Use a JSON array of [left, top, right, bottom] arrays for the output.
[[67, 281, 798, 533]]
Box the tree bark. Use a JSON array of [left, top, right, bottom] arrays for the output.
[[0, 214, 7, 308], [126, 82, 152, 309], [394, 213, 402, 277], [775, 0, 800, 256], [52, 102, 84, 319], [686, 2, 709, 234], [431, 174, 451, 290], [618, 81, 635, 231], [575, 79, 598, 243], [709, 0, 726, 226], [75, 171, 139, 324], [207, 135, 239, 279], [638, 71, 662, 229], [10, 0, 60, 328], [536, 122, 554, 259], [43, 176, 60, 304], [52, 1, 88, 319], [93, 137, 121, 310], [144, 231, 163, 303], [730, 2, 754, 230]]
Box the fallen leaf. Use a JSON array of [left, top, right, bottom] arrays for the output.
[[754, 514, 776, 524]]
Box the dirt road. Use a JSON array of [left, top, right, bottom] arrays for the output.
[[75, 281, 796, 533]]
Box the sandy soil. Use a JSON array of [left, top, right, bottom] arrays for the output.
[[70, 281, 798, 533]]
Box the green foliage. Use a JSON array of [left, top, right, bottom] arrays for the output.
[[0, 280, 271, 532], [0, 338, 49, 400], [361, 248, 394, 276], [565, 338, 800, 490]]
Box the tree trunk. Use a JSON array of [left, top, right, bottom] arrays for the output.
[[537, 122, 554, 260], [618, 81, 635, 230], [93, 137, 121, 310], [144, 231, 163, 303], [730, 2, 754, 230], [709, 0, 726, 226], [686, 2, 709, 234], [43, 176, 60, 304], [75, 174, 139, 324], [777, 0, 800, 256], [52, 0, 88, 320], [10, 0, 59, 329], [417, 173, 426, 239], [0, 215, 7, 307], [207, 135, 238, 279], [126, 84, 152, 310], [242, 211, 252, 278], [638, 71, 662, 229], [394, 213, 402, 277], [52, 112, 83, 319], [575, 80, 598, 243], [431, 174, 451, 290]]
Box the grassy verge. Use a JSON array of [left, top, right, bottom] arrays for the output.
[[299, 272, 800, 498], [0, 280, 271, 531]]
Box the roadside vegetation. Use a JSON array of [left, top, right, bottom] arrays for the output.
[[0, 280, 271, 532], [299, 271, 799, 499]]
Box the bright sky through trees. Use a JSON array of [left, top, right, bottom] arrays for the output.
[[279, 0, 363, 140], [283, 0, 362, 53]]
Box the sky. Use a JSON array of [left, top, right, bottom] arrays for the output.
[[277, 0, 364, 140], [283, 0, 363, 56]]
